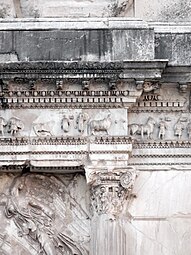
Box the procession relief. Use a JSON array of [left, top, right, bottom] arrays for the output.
[[129, 114, 191, 140], [0, 109, 127, 138], [1, 110, 191, 140]]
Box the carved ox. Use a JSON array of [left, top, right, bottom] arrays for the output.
[[89, 114, 112, 135]]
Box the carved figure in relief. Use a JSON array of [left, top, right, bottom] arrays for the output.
[[0, 117, 7, 136], [61, 115, 70, 133], [33, 122, 53, 136], [89, 113, 112, 135], [187, 121, 191, 139], [8, 117, 24, 136], [129, 117, 156, 139], [174, 120, 184, 139], [76, 113, 89, 133], [158, 119, 167, 139], [0, 174, 89, 255]]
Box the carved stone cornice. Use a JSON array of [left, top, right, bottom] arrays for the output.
[[88, 169, 137, 216], [0, 136, 133, 172], [0, 60, 167, 81], [0, 61, 123, 80], [0, 89, 137, 109]]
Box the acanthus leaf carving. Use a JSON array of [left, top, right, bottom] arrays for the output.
[[89, 169, 137, 217]]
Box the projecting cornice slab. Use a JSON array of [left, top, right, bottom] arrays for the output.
[[0, 60, 167, 80]]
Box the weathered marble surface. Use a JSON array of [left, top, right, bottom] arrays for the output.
[[4, 0, 134, 18], [129, 171, 191, 217], [0, 173, 90, 255], [135, 0, 191, 21], [0, 18, 154, 61], [2, 0, 191, 23], [1, 19, 191, 65], [0, 171, 190, 254]]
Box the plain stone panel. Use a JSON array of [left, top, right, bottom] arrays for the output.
[[125, 219, 191, 255], [128, 171, 191, 217], [94, 218, 191, 255], [112, 29, 154, 60], [0, 32, 13, 53], [14, 30, 112, 61], [155, 33, 191, 65], [135, 0, 191, 21]]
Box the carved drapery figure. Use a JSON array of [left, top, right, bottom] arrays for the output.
[[61, 115, 71, 133], [0, 174, 90, 255], [76, 113, 89, 133], [158, 119, 167, 139], [174, 120, 184, 139]]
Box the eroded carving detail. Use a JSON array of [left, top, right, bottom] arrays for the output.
[[0, 117, 7, 135], [129, 117, 156, 139], [174, 119, 184, 139], [89, 113, 112, 136], [76, 113, 89, 133], [61, 115, 71, 133], [8, 117, 24, 136], [158, 119, 167, 140], [187, 121, 191, 139], [33, 122, 53, 137], [89, 170, 136, 216], [0, 173, 90, 255]]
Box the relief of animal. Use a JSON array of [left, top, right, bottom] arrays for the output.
[[129, 117, 156, 139], [89, 114, 112, 135]]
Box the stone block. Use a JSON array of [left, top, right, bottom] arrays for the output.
[[112, 28, 154, 60], [14, 30, 112, 61], [0, 32, 13, 53], [155, 32, 191, 66]]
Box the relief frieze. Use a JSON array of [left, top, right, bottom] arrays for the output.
[[129, 113, 191, 141], [0, 109, 127, 138], [0, 173, 90, 255]]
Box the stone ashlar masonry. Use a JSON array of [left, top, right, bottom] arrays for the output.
[[0, 18, 190, 255]]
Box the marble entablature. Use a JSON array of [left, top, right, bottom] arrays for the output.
[[0, 18, 190, 255]]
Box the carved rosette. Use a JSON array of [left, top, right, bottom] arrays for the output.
[[90, 169, 136, 216]]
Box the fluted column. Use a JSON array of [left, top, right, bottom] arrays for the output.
[[87, 168, 137, 255]]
